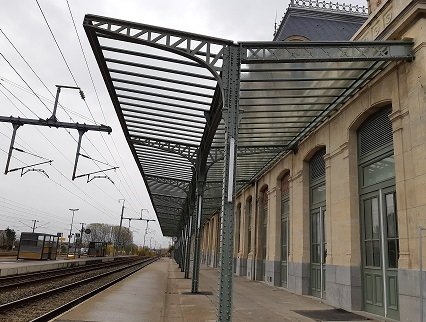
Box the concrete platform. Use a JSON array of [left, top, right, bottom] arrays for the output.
[[54, 258, 379, 322], [0, 256, 116, 277]]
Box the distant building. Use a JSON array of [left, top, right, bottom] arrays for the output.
[[274, 0, 367, 41]]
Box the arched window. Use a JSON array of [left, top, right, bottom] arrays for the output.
[[280, 173, 290, 287], [358, 108, 399, 320], [236, 203, 241, 253], [246, 197, 252, 254], [260, 186, 268, 281], [309, 148, 326, 299]]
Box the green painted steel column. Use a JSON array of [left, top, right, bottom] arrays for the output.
[[217, 45, 240, 322], [180, 230, 185, 272], [192, 180, 205, 293], [184, 218, 192, 279]]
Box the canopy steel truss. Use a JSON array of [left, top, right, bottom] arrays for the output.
[[84, 14, 413, 321]]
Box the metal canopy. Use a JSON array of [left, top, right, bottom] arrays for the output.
[[83, 14, 413, 238]]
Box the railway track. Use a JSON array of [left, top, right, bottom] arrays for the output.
[[0, 256, 158, 322], [0, 256, 140, 289]]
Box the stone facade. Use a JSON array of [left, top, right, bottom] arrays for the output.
[[200, 0, 426, 321]]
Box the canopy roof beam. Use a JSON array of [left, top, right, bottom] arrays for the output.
[[240, 41, 413, 63]]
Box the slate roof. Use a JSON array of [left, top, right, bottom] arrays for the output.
[[274, 1, 368, 41]]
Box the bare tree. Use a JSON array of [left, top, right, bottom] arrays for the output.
[[83, 223, 133, 248], [83, 223, 111, 244]]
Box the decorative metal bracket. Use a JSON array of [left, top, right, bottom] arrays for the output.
[[145, 175, 191, 192], [85, 14, 232, 76], [130, 136, 198, 164]]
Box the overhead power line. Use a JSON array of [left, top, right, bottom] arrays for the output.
[[66, 1, 145, 210], [0, 76, 95, 123], [0, 28, 54, 103], [36, 0, 78, 87], [0, 45, 116, 188], [0, 51, 51, 114], [66, 0, 107, 122], [0, 92, 118, 220], [1, 5, 144, 218]]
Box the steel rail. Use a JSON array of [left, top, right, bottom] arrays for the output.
[[101, 45, 204, 68], [116, 86, 211, 107], [128, 123, 202, 138], [121, 103, 206, 120], [135, 147, 193, 161], [105, 57, 216, 81], [0, 257, 158, 319], [127, 118, 205, 133], [0, 257, 137, 289], [129, 127, 202, 144], [109, 68, 216, 90], [30, 257, 158, 322], [124, 112, 205, 130], [112, 77, 214, 99], [117, 93, 211, 112]]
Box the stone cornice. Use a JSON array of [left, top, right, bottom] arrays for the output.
[[290, 169, 303, 182], [354, 0, 426, 42], [389, 108, 410, 132], [325, 142, 349, 160]]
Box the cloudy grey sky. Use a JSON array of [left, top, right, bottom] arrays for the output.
[[0, 0, 367, 248]]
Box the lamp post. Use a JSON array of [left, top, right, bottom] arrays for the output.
[[116, 199, 125, 255], [67, 208, 79, 257], [78, 223, 85, 258]]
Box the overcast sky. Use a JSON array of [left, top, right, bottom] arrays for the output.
[[0, 0, 366, 248]]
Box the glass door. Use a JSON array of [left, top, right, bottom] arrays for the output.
[[361, 187, 399, 320], [311, 207, 326, 298], [262, 207, 267, 281], [281, 175, 290, 287], [281, 197, 289, 287]]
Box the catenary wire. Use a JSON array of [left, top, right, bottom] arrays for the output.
[[0, 76, 96, 123], [36, 0, 78, 87], [0, 90, 119, 219], [1, 12, 144, 220], [27, 5, 142, 213], [66, 1, 145, 210], [0, 51, 52, 114], [0, 75, 122, 214]]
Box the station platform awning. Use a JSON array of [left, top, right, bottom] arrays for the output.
[[83, 14, 413, 238]]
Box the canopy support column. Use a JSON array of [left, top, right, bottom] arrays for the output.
[[192, 179, 205, 293], [180, 230, 185, 272], [217, 45, 240, 322], [173, 239, 179, 266], [184, 217, 193, 279]]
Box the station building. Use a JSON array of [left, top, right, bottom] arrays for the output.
[[200, 0, 426, 321], [83, 0, 424, 320]]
